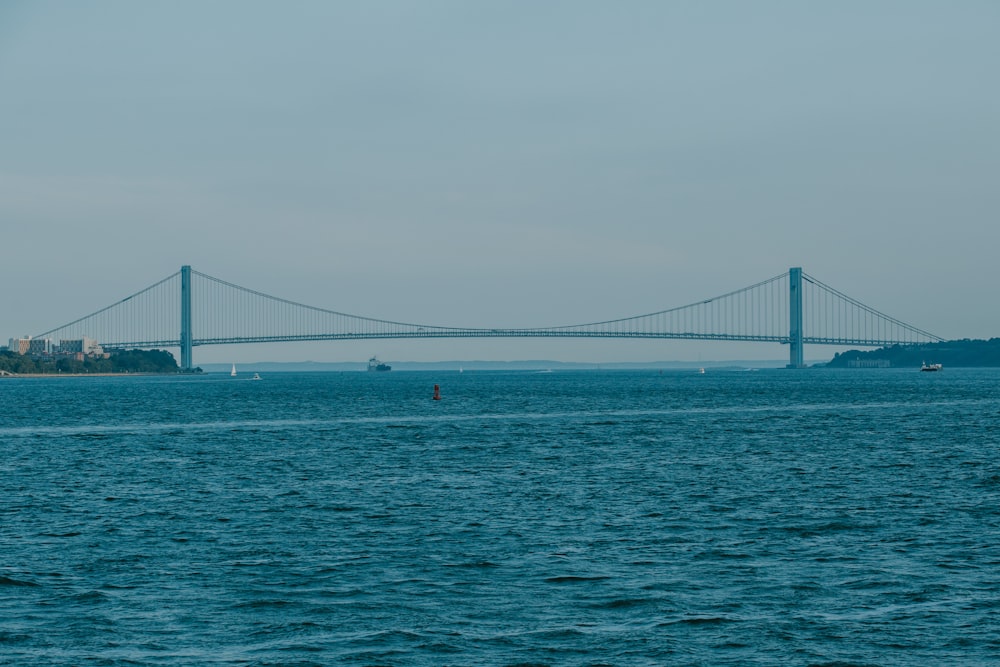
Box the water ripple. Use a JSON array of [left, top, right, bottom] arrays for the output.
[[2, 369, 998, 665]]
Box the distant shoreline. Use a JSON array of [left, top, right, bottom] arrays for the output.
[[0, 372, 167, 379], [200, 360, 795, 373]]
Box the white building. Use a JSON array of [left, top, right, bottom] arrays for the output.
[[58, 337, 103, 356]]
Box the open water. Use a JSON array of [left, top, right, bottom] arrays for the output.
[[1, 368, 999, 666]]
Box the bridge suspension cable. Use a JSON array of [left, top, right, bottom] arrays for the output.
[[528, 272, 792, 342], [35, 270, 182, 348], [801, 272, 942, 346], [188, 269, 485, 345]]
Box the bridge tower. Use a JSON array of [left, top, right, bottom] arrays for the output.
[[180, 265, 193, 370], [788, 266, 804, 368]]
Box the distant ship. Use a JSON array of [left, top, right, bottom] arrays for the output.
[[368, 357, 391, 372], [920, 362, 942, 372]]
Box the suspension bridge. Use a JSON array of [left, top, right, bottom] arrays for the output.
[[34, 266, 941, 369]]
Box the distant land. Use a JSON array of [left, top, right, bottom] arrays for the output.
[[0, 349, 182, 376], [205, 339, 1000, 372], [205, 359, 796, 373], [828, 339, 1000, 368]]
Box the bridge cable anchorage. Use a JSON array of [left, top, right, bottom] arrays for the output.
[[31, 266, 941, 369]]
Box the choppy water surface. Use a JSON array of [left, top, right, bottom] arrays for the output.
[[2, 368, 999, 665]]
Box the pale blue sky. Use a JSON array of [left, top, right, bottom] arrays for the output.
[[1, 1, 997, 363]]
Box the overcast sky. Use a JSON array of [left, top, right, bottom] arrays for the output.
[[1, 1, 997, 364]]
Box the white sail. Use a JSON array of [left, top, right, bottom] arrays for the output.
[[231, 364, 237, 377]]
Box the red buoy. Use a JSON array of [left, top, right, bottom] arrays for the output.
[[433, 384, 441, 400]]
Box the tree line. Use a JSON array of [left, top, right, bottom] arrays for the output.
[[0, 349, 181, 374], [827, 339, 1000, 368]]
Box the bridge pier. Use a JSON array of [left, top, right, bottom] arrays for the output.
[[180, 265, 193, 369], [787, 266, 804, 368]]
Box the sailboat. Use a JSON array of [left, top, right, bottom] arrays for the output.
[[230, 364, 237, 377]]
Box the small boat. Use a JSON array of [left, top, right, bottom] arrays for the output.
[[920, 362, 942, 372], [368, 357, 391, 372], [230, 364, 237, 377], [251, 372, 262, 381]]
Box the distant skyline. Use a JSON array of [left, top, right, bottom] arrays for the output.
[[2, 1, 997, 363]]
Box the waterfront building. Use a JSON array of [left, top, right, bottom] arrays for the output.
[[847, 358, 892, 368], [7, 337, 54, 355], [58, 337, 103, 356]]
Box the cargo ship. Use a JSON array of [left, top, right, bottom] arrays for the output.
[[368, 357, 391, 372]]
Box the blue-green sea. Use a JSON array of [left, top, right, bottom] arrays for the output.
[[2, 368, 998, 665]]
